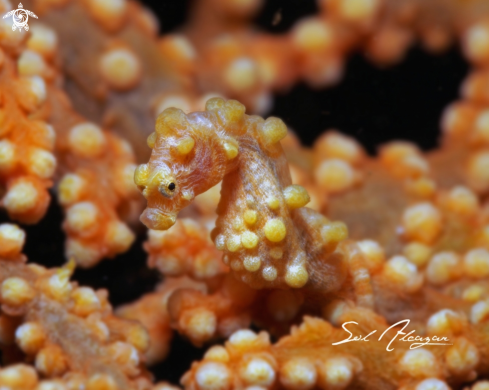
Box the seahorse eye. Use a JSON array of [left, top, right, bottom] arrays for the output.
[[159, 179, 177, 198]]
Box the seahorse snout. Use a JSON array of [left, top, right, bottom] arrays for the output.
[[140, 207, 176, 230]]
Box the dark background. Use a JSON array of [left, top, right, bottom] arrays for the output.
[[0, 0, 469, 385]]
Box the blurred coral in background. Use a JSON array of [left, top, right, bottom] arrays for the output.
[[0, 0, 488, 389]]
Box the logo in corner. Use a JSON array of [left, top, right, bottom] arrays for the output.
[[3, 3, 38, 32]]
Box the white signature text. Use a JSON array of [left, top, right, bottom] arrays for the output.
[[332, 319, 452, 351]]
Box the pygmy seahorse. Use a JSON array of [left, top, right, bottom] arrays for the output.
[[135, 98, 372, 297]]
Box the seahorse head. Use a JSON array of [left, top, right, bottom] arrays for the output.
[[136, 102, 237, 230]]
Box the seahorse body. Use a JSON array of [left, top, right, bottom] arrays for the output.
[[136, 98, 351, 290]]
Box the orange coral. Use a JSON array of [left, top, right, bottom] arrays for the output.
[[117, 277, 204, 365], [144, 219, 227, 280], [51, 88, 140, 267], [24, 0, 186, 161], [0, 0, 150, 268], [0, 223, 154, 390], [0, 35, 54, 224], [182, 306, 489, 390]]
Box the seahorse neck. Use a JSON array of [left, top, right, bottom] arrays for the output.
[[230, 133, 292, 188]]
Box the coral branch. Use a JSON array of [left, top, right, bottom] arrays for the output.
[[0, 23, 54, 224], [0, 223, 153, 389], [182, 306, 489, 390]]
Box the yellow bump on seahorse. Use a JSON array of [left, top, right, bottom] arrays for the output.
[[264, 219, 287, 242], [283, 185, 310, 209]]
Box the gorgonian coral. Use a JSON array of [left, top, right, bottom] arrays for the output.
[[0, 222, 157, 390], [0, 20, 54, 225]]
